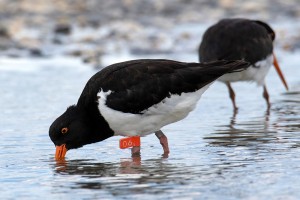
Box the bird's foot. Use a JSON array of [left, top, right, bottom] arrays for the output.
[[161, 152, 169, 158], [159, 135, 170, 155], [155, 131, 170, 156], [131, 146, 141, 157], [233, 106, 239, 114]]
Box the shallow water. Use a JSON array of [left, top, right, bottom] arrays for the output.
[[0, 51, 300, 199]]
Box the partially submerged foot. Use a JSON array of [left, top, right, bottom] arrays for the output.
[[155, 130, 170, 155], [263, 84, 271, 108], [131, 146, 141, 157]]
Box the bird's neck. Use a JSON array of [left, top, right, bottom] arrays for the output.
[[80, 103, 114, 143], [90, 113, 114, 142]]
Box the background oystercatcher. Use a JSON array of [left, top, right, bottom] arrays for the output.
[[49, 59, 249, 159], [199, 18, 288, 110]]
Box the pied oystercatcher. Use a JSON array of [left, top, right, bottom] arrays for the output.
[[49, 59, 249, 159], [199, 18, 288, 110]]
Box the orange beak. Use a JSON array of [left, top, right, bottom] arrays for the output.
[[273, 53, 289, 91], [55, 144, 67, 160]]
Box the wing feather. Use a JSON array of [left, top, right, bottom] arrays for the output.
[[78, 59, 249, 114]]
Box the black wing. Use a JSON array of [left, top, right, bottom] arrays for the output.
[[199, 18, 274, 65], [78, 59, 249, 114]]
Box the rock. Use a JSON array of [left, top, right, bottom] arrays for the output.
[[0, 27, 10, 38], [29, 48, 43, 57], [54, 24, 72, 35], [68, 50, 82, 57], [0, 0, 299, 59], [219, 0, 235, 9], [80, 49, 103, 68], [130, 47, 173, 55], [52, 38, 63, 44]]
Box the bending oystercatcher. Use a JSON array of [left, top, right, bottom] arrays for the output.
[[199, 18, 288, 110], [49, 59, 249, 159]]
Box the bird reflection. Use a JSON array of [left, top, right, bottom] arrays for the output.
[[205, 107, 273, 148], [54, 156, 143, 175], [229, 108, 238, 128], [229, 105, 270, 128], [54, 158, 118, 176], [272, 89, 300, 132], [52, 154, 183, 180], [51, 156, 193, 195]]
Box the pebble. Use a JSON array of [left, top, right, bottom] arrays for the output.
[[0, 0, 299, 58]]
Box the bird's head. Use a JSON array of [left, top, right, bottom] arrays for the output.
[[254, 20, 276, 41], [49, 105, 93, 160]]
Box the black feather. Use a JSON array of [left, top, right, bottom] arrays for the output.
[[199, 18, 274, 64], [77, 59, 249, 114]]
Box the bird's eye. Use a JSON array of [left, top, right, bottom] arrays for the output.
[[61, 127, 68, 134]]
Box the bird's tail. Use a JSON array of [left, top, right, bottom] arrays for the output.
[[194, 60, 250, 74], [179, 60, 250, 90]]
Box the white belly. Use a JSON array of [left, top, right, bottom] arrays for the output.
[[218, 55, 272, 86], [97, 85, 210, 136]]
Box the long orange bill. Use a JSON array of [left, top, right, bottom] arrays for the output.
[[55, 144, 67, 160], [273, 53, 289, 91]]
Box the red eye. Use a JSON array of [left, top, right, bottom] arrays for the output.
[[61, 127, 68, 134]]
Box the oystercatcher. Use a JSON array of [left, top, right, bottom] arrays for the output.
[[199, 18, 288, 110], [49, 59, 249, 159]]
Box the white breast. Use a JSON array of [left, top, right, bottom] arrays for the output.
[[97, 85, 210, 137], [218, 55, 273, 86]]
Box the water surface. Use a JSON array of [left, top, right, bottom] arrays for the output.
[[1, 51, 300, 199]]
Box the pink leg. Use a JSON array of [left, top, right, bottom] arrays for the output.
[[226, 82, 238, 111], [155, 130, 170, 156], [263, 84, 271, 108]]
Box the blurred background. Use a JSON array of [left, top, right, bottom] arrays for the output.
[[0, 0, 299, 67]]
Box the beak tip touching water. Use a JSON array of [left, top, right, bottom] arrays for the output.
[[55, 144, 67, 160]]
